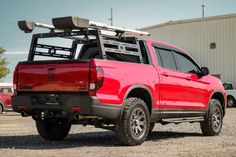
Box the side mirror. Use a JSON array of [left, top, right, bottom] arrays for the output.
[[200, 67, 209, 76]]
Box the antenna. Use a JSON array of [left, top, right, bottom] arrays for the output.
[[108, 8, 113, 26], [202, 4, 205, 18]]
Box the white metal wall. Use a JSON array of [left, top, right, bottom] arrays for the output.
[[142, 16, 236, 86]]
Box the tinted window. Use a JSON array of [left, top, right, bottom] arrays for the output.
[[106, 52, 140, 63], [154, 48, 162, 66], [0, 87, 13, 94], [174, 52, 200, 74], [140, 41, 150, 64], [155, 48, 177, 70], [79, 43, 140, 63], [223, 83, 233, 90], [79, 46, 102, 60]]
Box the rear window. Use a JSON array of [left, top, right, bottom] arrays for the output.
[[79, 44, 102, 60], [78, 43, 140, 63]]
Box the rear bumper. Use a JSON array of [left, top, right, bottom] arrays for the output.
[[12, 93, 122, 120]]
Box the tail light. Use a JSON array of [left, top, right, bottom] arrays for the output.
[[13, 64, 19, 95], [89, 60, 104, 92]]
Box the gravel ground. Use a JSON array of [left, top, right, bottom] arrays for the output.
[[1, 109, 236, 157]]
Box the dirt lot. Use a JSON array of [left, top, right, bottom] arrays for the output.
[[1, 109, 236, 157]]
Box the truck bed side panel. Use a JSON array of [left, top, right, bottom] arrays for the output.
[[92, 60, 160, 109]]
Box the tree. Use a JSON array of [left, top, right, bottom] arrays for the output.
[[0, 47, 9, 79]]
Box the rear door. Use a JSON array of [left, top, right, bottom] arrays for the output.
[[153, 45, 187, 118]]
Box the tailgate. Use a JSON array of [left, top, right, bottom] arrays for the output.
[[17, 61, 90, 92]]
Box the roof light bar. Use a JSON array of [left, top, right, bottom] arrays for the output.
[[18, 16, 150, 36]]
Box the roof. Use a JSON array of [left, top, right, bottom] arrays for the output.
[[141, 13, 236, 30], [146, 39, 186, 52]]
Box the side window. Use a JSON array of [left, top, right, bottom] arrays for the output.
[[223, 83, 233, 90], [174, 52, 200, 74], [154, 48, 177, 70], [154, 48, 163, 66]]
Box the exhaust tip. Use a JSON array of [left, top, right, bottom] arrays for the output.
[[73, 112, 80, 121]]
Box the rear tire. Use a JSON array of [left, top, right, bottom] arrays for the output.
[[115, 98, 150, 146], [200, 99, 223, 136], [36, 119, 71, 141], [227, 96, 235, 108]]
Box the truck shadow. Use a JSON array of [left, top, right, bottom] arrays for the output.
[[0, 131, 202, 149], [148, 131, 202, 141]]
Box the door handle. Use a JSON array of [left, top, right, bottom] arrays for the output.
[[186, 78, 192, 81], [162, 72, 169, 77]]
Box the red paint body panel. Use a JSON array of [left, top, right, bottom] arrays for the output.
[[146, 40, 226, 111], [17, 61, 90, 92], [0, 85, 13, 109], [14, 40, 227, 113], [91, 59, 160, 106]]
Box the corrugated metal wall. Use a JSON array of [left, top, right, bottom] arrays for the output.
[[142, 16, 236, 87]]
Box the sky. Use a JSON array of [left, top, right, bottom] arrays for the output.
[[0, 0, 236, 82], [1, 0, 236, 53]]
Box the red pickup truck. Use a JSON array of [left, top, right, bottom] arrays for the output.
[[13, 16, 226, 146], [0, 83, 13, 113]]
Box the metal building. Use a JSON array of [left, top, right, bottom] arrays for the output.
[[141, 13, 236, 86]]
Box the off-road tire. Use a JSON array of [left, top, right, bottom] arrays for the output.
[[227, 96, 235, 108], [115, 97, 150, 146], [36, 119, 71, 141], [200, 99, 223, 136]]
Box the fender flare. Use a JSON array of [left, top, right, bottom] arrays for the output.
[[123, 84, 154, 109]]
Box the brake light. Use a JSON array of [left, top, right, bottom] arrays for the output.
[[89, 67, 97, 82], [89, 61, 104, 91], [13, 64, 19, 95]]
